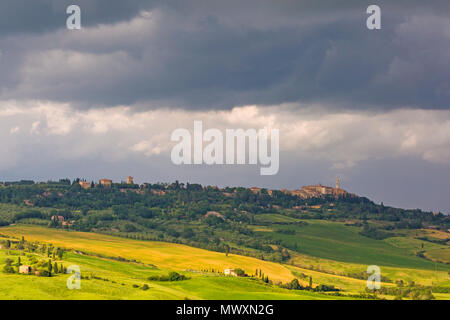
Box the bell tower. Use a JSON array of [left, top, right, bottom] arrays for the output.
[[336, 177, 340, 189]]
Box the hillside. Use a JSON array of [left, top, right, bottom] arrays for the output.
[[1, 225, 295, 283], [0, 180, 449, 300], [0, 226, 354, 300], [1, 224, 449, 300]]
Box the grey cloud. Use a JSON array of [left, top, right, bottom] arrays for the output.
[[0, 1, 449, 110], [0, 0, 156, 36]]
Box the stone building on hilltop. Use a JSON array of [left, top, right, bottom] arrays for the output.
[[281, 180, 352, 200], [79, 181, 91, 189], [99, 179, 112, 188]]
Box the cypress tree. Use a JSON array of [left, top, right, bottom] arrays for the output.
[[58, 249, 64, 259], [48, 260, 52, 276]]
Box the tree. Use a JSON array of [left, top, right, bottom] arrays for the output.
[[49, 219, 58, 228], [3, 258, 15, 273], [56, 248, 64, 259], [289, 279, 302, 290], [48, 260, 52, 276], [225, 244, 230, 257], [234, 268, 246, 277], [167, 272, 186, 281]]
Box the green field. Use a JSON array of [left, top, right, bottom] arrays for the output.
[[256, 219, 449, 270], [254, 214, 300, 223], [1, 224, 448, 300], [1, 251, 350, 300]]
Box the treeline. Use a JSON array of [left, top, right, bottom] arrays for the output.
[[148, 272, 188, 282], [367, 281, 435, 300], [280, 278, 339, 293], [0, 180, 447, 231]]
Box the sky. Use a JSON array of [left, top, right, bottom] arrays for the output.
[[0, 1, 449, 213]]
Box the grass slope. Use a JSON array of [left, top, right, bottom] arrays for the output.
[[0, 225, 294, 283], [257, 219, 449, 270], [1, 224, 448, 300], [0, 243, 347, 300]]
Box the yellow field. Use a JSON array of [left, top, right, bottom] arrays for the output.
[[0, 225, 295, 283], [416, 229, 450, 241], [425, 247, 450, 262]]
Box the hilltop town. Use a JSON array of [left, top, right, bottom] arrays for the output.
[[0, 177, 447, 234], [73, 176, 353, 201], [78, 176, 135, 189]]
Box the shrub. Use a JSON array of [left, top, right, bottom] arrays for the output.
[[234, 268, 246, 277], [3, 265, 15, 274], [38, 269, 51, 277], [314, 284, 339, 292], [148, 272, 188, 282]]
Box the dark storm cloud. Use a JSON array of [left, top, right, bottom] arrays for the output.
[[0, 0, 449, 109], [0, 0, 156, 36]]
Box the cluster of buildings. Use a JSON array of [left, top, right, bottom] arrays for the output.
[[78, 176, 134, 190], [51, 215, 74, 227], [250, 178, 352, 199]]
